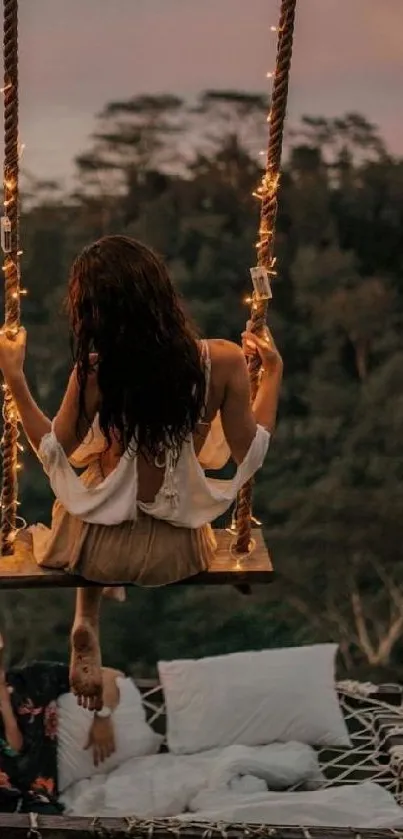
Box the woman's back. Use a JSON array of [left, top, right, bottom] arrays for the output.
[[92, 338, 257, 504]]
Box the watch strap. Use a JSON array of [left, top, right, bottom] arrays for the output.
[[95, 705, 112, 719]]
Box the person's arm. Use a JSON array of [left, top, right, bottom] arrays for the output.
[[85, 668, 123, 767], [0, 677, 23, 753], [219, 345, 258, 466], [246, 328, 283, 432], [0, 636, 23, 753], [0, 327, 100, 457], [219, 333, 282, 465]]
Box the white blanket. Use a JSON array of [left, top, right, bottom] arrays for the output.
[[203, 743, 323, 792], [183, 783, 403, 829], [61, 743, 403, 829], [61, 742, 322, 818]]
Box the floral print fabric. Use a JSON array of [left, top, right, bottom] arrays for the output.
[[0, 660, 69, 813]]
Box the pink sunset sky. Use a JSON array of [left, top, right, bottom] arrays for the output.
[[16, 0, 403, 184]]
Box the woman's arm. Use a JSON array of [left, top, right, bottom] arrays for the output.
[[100, 667, 124, 709], [219, 346, 257, 466], [5, 368, 99, 457], [0, 635, 22, 752], [3, 370, 51, 453], [85, 668, 123, 767], [0, 328, 100, 457], [219, 332, 283, 465], [248, 329, 283, 432], [0, 651, 23, 754]]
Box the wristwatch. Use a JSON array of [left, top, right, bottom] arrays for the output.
[[95, 706, 112, 719]]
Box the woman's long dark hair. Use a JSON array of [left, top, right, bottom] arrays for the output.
[[67, 235, 206, 458]]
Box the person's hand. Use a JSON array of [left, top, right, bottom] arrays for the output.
[[0, 326, 26, 381], [85, 715, 116, 767], [241, 323, 283, 374]]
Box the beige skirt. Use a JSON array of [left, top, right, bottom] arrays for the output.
[[30, 461, 216, 587]]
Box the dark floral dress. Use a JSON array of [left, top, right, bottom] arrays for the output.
[[0, 660, 69, 814]]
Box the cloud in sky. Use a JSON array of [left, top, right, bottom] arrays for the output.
[[12, 0, 403, 181]]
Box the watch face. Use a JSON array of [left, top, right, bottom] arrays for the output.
[[96, 706, 111, 719]]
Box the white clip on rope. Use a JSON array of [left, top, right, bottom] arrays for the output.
[[250, 266, 272, 301], [1, 216, 11, 253]]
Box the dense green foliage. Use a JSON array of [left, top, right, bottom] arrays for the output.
[[1, 93, 403, 682]]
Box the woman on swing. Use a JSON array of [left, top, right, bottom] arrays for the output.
[[0, 236, 283, 710]]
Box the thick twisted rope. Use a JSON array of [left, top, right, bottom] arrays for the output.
[[1, 0, 20, 555], [235, 0, 297, 554]]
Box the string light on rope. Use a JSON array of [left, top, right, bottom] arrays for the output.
[[234, 0, 297, 556], [0, 0, 25, 555], [0, 183, 26, 546], [227, 14, 282, 560]]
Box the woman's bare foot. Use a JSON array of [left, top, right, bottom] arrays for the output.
[[102, 586, 126, 603], [70, 622, 103, 711]]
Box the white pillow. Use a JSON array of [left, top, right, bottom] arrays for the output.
[[158, 644, 351, 755], [57, 677, 162, 792]]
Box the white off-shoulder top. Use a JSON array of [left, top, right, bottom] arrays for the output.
[[37, 342, 270, 527]]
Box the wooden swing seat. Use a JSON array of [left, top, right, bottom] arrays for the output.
[[0, 528, 273, 589]]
